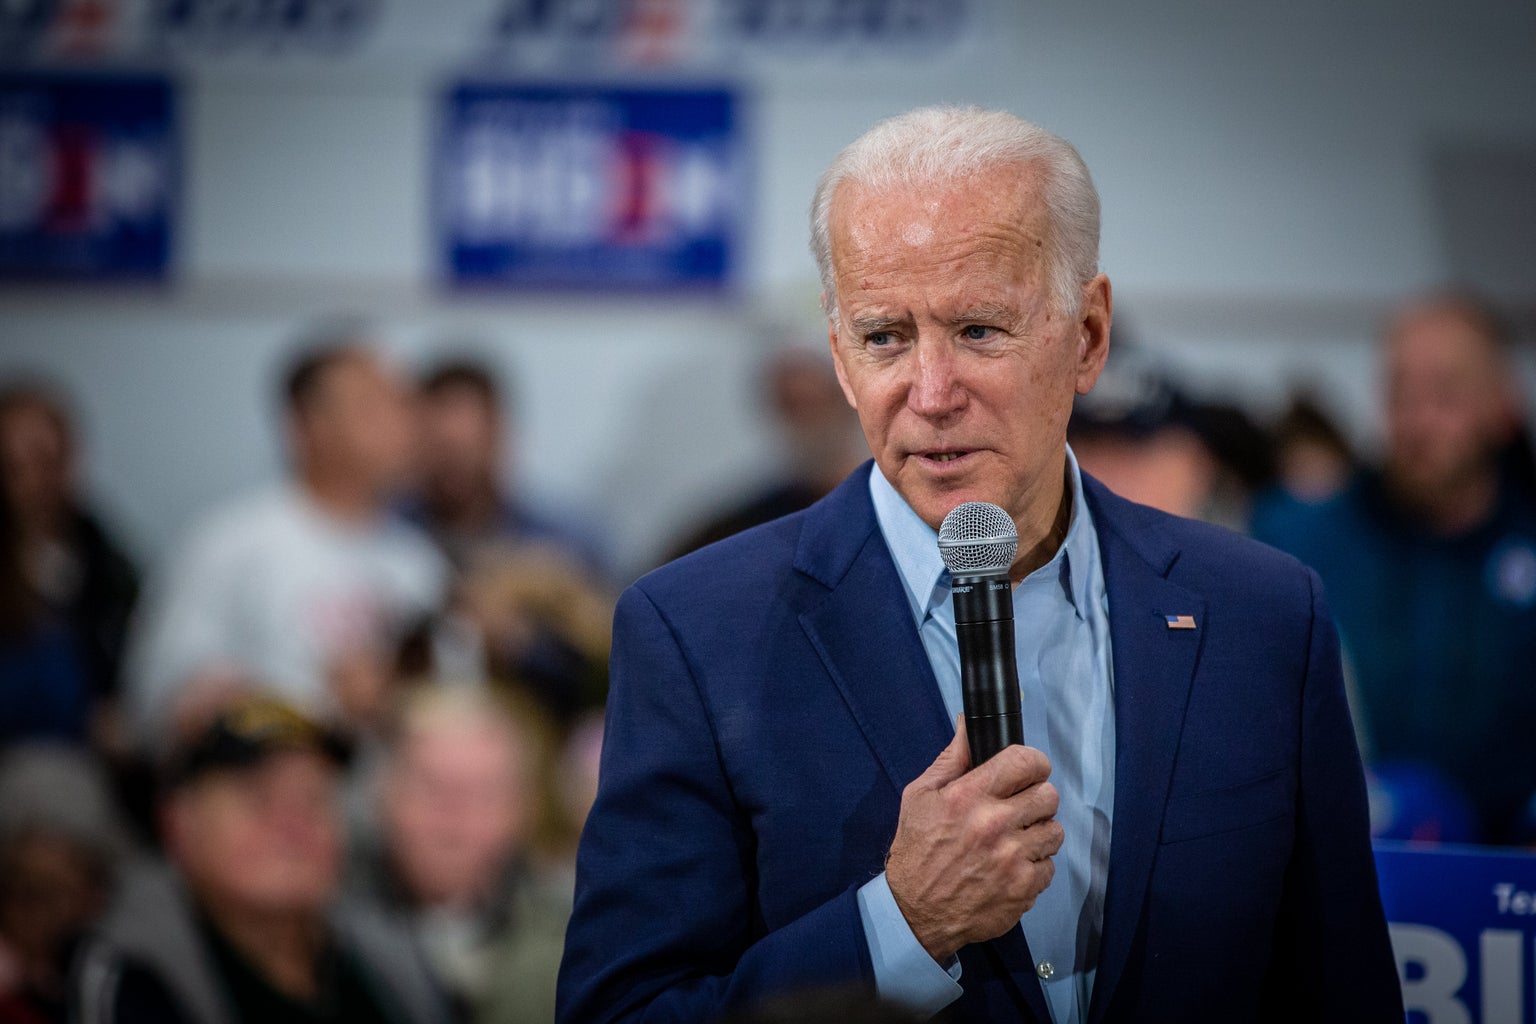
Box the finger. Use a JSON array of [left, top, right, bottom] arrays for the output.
[[1016, 818, 1065, 862], [962, 743, 1052, 800], [914, 714, 972, 791], [1000, 779, 1061, 829]]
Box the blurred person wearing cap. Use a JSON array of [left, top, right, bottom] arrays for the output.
[[125, 339, 447, 748], [1253, 293, 1536, 843], [352, 687, 571, 1024], [71, 695, 450, 1024]]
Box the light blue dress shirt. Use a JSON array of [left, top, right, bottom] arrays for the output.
[[856, 448, 1117, 1024]]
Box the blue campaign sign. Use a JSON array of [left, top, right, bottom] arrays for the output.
[[0, 74, 177, 280], [1376, 841, 1536, 1023], [436, 83, 744, 290]]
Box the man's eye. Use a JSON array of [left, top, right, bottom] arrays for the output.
[[962, 325, 995, 341], [867, 332, 894, 347]]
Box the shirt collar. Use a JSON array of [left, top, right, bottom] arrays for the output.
[[869, 446, 1097, 622]]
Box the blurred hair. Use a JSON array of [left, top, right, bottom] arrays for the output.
[[0, 381, 76, 454], [810, 105, 1100, 319], [419, 358, 504, 413], [1385, 290, 1515, 354], [384, 684, 551, 783], [278, 320, 378, 415]]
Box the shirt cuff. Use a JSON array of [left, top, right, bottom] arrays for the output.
[[856, 871, 963, 1017]]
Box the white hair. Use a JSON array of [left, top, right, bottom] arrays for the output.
[[809, 105, 1101, 320]]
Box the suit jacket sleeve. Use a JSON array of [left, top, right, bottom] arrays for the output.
[[1261, 567, 1403, 1021], [556, 583, 874, 1022]]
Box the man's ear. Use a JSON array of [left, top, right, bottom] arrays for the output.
[[1074, 274, 1113, 396], [827, 318, 858, 410]]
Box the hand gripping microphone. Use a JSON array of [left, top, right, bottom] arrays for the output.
[[938, 501, 1023, 765]]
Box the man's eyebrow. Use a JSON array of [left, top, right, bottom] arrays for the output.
[[848, 312, 909, 334], [947, 304, 1017, 325]]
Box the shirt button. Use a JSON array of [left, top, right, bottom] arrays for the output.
[[1036, 960, 1055, 981]]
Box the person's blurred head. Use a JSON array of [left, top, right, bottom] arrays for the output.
[[379, 687, 546, 909], [0, 384, 77, 536], [416, 361, 506, 522], [161, 696, 348, 920], [282, 341, 416, 509], [1382, 295, 1520, 519], [762, 349, 865, 489], [0, 745, 126, 980]]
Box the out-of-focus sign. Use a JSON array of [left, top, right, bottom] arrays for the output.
[[436, 84, 743, 291], [0, 73, 177, 280], [1376, 841, 1536, 1023]]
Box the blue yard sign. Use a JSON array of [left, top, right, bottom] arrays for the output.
[[0, 73, 177, 280], [436, 83, 744, 291], [1377, 841, 1536, 1023]]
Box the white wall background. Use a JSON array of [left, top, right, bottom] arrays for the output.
[[2, 0, 1535, 580]]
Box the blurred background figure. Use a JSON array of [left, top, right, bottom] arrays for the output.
[[668, 345, 866, 558], [1253, 292, 1536, 844], [0, 745, 129, 1024], [357, 687, 572, 1024], [400, 359, 614, 725], [125, 338, 446, 748], [73, 695, 449, 1024], [1264, 393, 1358, 506], [410, 359, 608, 577], [1068, 343, 1274, 531], [0, 385, 140, 749]]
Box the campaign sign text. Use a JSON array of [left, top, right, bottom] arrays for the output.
[[436, 84, 742, 290], [1376, 841, 1536, 1023], [0, 73, 176, 280]]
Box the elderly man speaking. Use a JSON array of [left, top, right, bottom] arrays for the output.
[[558, 107, 1402, 1023]]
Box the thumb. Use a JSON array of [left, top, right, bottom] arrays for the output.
[[917, 714, 973, 789]]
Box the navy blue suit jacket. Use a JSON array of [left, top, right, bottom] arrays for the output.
[[558, 465, 1403, 1022]]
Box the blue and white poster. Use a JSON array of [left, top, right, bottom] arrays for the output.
[[436, 83, 744, 290], [0, 73, 177, 280], [1377, 841, 1536, 1023]]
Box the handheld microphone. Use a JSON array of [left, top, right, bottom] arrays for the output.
[[938, 501, 1022, 765]]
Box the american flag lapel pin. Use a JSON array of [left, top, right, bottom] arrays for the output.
[[1164, 614, 1197, 630]]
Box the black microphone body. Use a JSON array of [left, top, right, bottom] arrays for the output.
[[951, 569, 1024, 764], [938, 500, 1024, 765]]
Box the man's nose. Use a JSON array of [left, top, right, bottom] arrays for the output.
[[907, 339, 966, 421]]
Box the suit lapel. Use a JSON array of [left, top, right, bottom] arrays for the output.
[[795, 466, 1053, 1023], [795, 465, 953, 794], [1082, 478, 1205, 1024]]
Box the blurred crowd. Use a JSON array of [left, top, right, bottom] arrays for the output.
[[0, 290, 1532, 1022]]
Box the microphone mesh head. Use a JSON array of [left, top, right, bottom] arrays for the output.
[[938, 501, 1019, 575]]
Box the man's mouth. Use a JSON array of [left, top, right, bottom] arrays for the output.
[[918, 450, 972, 464]]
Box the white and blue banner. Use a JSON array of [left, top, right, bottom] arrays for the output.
[[1377, 841, 1536, 1023], [0, 73, 177, 280], [435, 83, 744, 291]]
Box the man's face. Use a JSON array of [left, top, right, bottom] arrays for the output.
[[826, 164, 1110, 533], [1384, 307, 1513, 497], [296, 354, 416, 494], [417, 386, 502, 509], [166, 750, 343, 916], [381, 720, 530, 907]]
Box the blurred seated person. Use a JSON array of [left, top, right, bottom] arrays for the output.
[[71, 695, 450, 1024], [1253, 292, 1536, 843], [0, 385, 140, 734], [356, 688, 570, 1024], [1068, 345, 1272, 530], [669, 346, 867, 559], [126, 338, 446, 748], [409, 359, 607, 576], [0, 745, 130, 1024]]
